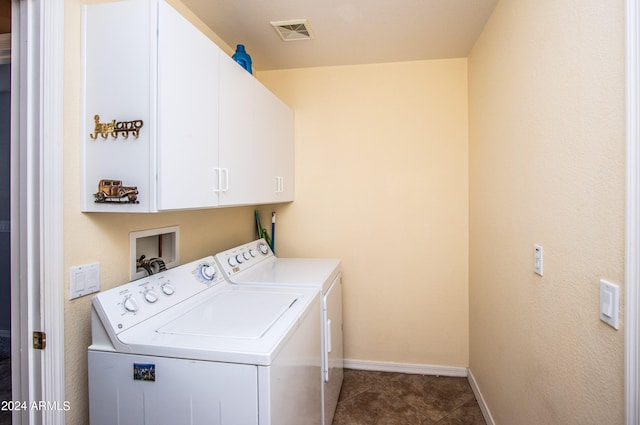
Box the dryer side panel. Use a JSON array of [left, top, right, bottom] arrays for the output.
[[323, 273, 344, 425]]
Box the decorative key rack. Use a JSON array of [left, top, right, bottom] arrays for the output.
[[89, 114, 144, 140]]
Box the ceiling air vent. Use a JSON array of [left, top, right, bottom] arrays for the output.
[[270, 19, 315, 41]]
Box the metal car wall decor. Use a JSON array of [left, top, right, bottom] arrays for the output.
[[94, 179, 139, 203]]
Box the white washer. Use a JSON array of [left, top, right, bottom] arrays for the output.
[[215, 239, 343, 425], [88, 256, 321, 425]]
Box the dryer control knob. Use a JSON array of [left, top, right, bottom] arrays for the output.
[[243, 251, 252, 261], [200, 264, 216, 281], [228, 256, 238, 267], [235, 254, 244, 264], [258, 243, 269, 255], [249, 249, 257, 257], [143, 290, 159, 304], [122, 296, 139, 313], [161, 283, 175, 295]]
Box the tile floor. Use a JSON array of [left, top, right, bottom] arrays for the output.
[[332, 369, 486, 425]]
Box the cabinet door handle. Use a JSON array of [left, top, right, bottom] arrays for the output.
[[275, 176, 284, 193], [214, 168, 229, 192], [213, 168, 222, 192], [222, 168, 229, 192]]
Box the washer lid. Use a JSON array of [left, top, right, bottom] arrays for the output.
[[109, 284, 321, 365], [157, 290, 299, 339]]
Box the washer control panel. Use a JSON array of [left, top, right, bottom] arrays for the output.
[[215, 239, 273, 277], [92, 256, 224, 335]]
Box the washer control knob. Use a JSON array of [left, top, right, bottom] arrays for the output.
[[200, 264, 216, 281], [243, 251, 252, 261], [143, 290, 159, 304], [258, 242, 269, 255], [122, 296, 139, 313], [161, 283, 175, 295], [236, 254, 244, 264], [249, 249, 256, 257], [228, 256, 238, 267]]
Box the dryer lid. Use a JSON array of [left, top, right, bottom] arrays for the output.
[[233, 258, 341, 292]]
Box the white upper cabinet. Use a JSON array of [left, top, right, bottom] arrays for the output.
[[81, 0, 294, 213], [82, 0, 156, 212], [218, 54, 295, 206], [156, 1, 220, 210]]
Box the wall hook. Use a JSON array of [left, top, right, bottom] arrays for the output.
[[90, 114, 144, 140]]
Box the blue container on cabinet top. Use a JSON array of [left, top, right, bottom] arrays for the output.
[[232, 44, 253, 74]]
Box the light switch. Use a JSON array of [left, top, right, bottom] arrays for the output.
[[533, 244, 543, 276], [70, 262, 100, 300], [599, 279, 619, 330], [601, 291, 613, 318], [75, 270, 86, 291]]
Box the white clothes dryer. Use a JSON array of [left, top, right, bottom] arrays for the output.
[[88, 256, 321, 425], [215, 240, 343, 425]]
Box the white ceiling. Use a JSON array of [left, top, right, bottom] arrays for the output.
[[180, 0, 499, 71]]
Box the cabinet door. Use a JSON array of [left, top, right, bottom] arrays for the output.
[[82, 0, 155, 212], [218, 54, 268, 206], [254, 83, 295, 203], [275, 102, 295, 202], [156, 1, 220, 210], [219, 55, 295, 206]]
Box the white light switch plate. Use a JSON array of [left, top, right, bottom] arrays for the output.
[[533, 244, 543, 276], [600, 279, 619, 330], [69, 262, 100, 300]]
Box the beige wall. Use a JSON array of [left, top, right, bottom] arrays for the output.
[[468, 0, 625, 424], [258, 59, 469, 367], [62, 0, 626, 423], [64, 2, 252, 424]]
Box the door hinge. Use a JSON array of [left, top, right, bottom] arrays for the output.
[[33, 331, 46, 350]]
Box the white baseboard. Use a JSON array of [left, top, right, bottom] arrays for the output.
[[467, 369, 496, 425], [344, 359, 468, 377]]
